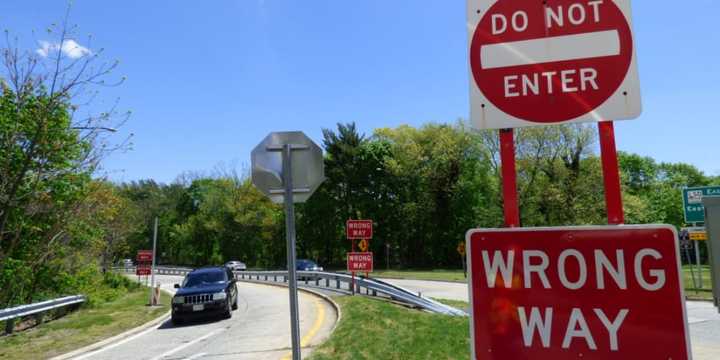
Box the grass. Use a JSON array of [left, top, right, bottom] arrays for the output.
[[309, 296, 470, 360], [371, 269, 468, 283], [434, 298, 470, 310], [682, 265, 714, 300], [0, 286, 169, 360]]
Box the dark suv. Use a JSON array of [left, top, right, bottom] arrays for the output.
[[171, 267, 238, 324]]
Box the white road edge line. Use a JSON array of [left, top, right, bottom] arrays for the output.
[[149, 328, 225, 360], [183, 352, 207, 360], [70, 320, 165, 360]]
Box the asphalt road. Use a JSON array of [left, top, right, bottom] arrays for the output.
[[70, 275, 337, 360], [380, 277, 720, 360]]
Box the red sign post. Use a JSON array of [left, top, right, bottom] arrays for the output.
[[346, 220, 373, 239], [466, 226, 691, 360], [347, 252, 373, 273]]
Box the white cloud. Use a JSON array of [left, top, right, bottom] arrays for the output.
[[36, 39, 91, 59]]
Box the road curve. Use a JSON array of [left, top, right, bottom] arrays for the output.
[[69, 275, 337, 360]]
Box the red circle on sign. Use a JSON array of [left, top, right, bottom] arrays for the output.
[[470, 0, 633, 123]]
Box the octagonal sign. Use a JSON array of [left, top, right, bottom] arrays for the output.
[[251, 131, 324, 204]]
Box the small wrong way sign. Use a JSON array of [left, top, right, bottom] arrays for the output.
[[466, 225, 691, 360], [467, 0, 642, 129]]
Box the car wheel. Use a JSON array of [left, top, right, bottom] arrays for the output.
[[224, 299, 233, 319], [231, 294, 238, 311], [171, 315, 183, 325]]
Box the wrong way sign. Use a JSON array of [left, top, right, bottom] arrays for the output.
[[347, 252, 373, 272], [347, 220, 373, 239], [468, 0, 642, 129], [466, 225, 690, 359]]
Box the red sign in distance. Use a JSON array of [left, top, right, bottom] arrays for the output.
[[136, 265, 151, 276], [346, 220, 373, 239], [136, 250, 153, 262], [470, 0, 634, 124], [347, 252, 373, 272], [466, 225, 690, 360]]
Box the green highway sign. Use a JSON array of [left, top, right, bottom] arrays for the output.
[[683, 186, 720, 224]]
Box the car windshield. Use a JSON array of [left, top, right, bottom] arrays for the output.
[[182, 270, 227, 287], [299, 260, 316, 268]]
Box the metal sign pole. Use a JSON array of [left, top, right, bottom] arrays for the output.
[[693, 223, 703, 289], [351, 239, 356, 295], [683, 237, 698, 292], [695, 241, 703, 289], [282, 144, 302, 360], [150, 217, 158, 305]]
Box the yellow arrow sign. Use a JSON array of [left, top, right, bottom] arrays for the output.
[[457, 242, 466, 256], [690, 231, 707, 241]]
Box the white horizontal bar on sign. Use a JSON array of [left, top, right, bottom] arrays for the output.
[[480, 30, 620, 70]]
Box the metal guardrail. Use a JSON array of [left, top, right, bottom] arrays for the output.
[[114, 266, 193, 276], [114, 266, 466, 316], [236, 270, 468, 317], [0, 295, 86, 334]]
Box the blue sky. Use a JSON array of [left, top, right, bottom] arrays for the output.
[[1, 1, 718, 183]]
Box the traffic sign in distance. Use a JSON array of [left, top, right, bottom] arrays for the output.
[[457, 242, 466, 256], [468, 0, 641, 129], [466, 225, 690, 360], [136, 250, 152, 262], [358, 239, 369, 252], [136, 265, 151, 276], [251, 132, 325, 204], [683, 186, 720, 223], [347, 252, 373, 272], [689, 231, 708, 241], [347, 220, 373, 239]]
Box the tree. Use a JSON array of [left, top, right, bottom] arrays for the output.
[[0, 11, 128, 306]]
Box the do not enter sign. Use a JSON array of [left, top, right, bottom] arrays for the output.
[[468, 0, 642, 129], [466, 225, 690, 360]]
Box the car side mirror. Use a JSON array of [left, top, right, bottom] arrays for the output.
[[174, 284, 180, 289]]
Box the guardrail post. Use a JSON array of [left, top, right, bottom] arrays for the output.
[[5, 319, 14, 334], [34, 313, 44, 326], [373, 289, 377, 296], [336, 276, 340, 289], [325, 278, 329, 287]]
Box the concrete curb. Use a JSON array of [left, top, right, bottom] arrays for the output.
[[50, 290, 172, 360]]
